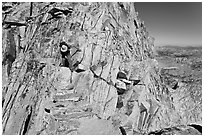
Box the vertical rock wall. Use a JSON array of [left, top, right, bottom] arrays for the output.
[[2, 2, 201, 135]]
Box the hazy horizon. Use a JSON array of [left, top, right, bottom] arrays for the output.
[[134, 2, 202, 47]]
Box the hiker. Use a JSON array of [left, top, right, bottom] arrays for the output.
[[59, 41, 71, 68]]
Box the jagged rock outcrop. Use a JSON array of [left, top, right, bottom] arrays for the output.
[[2, 2, 201, 135]]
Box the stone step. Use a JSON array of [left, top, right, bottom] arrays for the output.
[[53, 93, 82, 102], [52, 107, 83, 115], [53, 111, 93, 120], [51, 100, 90, 109]]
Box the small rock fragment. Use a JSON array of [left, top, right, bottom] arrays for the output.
[[115, 80, 127, 95], [132, 80, 140, 86], [44, 108, 50, 113], [172, 82, 179, 90], [117, 71, 127, 80], [116, 97, 123, 108], [119, 126, 127, 135], [75, 64, 86, 73]]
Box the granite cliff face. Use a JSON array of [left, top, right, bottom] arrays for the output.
[[2, 2, 201, 135]]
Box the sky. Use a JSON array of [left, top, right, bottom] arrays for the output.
[[134, 2, 202, 46]]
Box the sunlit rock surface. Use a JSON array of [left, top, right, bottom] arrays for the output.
[[2, 2, 201, 135]]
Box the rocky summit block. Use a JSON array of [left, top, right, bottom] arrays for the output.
[[2, 2, 201, 135]]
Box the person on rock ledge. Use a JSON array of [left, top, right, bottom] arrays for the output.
[[59, 41, 72, 68], [59, 41, 86, 75]]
